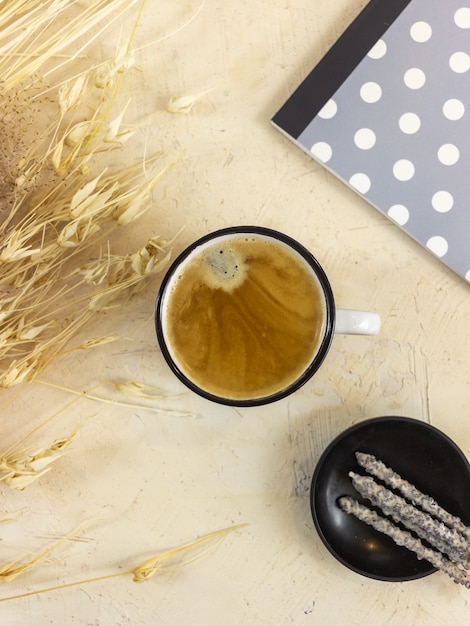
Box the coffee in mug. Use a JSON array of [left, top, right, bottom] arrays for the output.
[[155, 226, 380, 406]]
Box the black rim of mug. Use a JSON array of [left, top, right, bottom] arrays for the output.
[[154, 226, 336, 407]]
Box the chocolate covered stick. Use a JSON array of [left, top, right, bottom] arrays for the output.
[[349, 472, 470, 567], [355, 452, 470, 540], [339, 496, 470, 589]]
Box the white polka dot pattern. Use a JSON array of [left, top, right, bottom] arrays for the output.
[[354, 128, 376, 150], [367, 39, 387, 59], [443, 98, 465, 120], [349, 173, 371, 194], [410, 21, 432, 42], [298, 0, 470, 282], [432, 190, 454, 213], [317, 100, 337, 119], [399, 112, 421, 134], [449, 51, 470, 72], [455, 7, 470, 27], [311, 141, 333, 163], [388, 204, 410, 225], [438, 144, 460, 166], [360, 82, 382, 103], [427, 235, 449, 257], [404, 67, 426, 89]]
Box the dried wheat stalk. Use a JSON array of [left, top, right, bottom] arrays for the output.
[[0, 1, 243, 609], [0, 423, 81, 490], [0, 0, 170, 391], [0, 524, 247, 602], [0, 5, 249, 619]]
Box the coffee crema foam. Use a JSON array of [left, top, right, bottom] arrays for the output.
[[162, 235, 327, 400], [200, 246, 247, 291]]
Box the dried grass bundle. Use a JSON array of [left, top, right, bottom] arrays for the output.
[[0, 2, 247, 610], [0, 0, 170, 389]]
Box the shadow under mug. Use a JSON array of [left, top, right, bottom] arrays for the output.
[[155, 226, 380, 407]]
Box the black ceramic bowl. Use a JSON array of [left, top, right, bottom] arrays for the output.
[[310, 416, 470, 581]]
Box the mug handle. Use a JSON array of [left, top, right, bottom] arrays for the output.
[[335, 309, 381, 335]]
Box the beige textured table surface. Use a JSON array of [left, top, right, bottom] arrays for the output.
[[1, 1, 470, 624]]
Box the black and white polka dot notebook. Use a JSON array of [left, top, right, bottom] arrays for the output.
[[272, 0, 470, 283]]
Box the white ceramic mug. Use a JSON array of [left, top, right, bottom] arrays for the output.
[[155, 226, 380, 406]]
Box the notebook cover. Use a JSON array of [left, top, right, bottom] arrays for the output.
[[272, 0, 470, 283]]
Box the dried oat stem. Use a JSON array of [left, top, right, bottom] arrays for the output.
[[135, 0, 207, 50], [0, 421, 83, 490], [0, 0, 172, 390], [0, 525, 83, 584], [0, 0, 143, 89], [34, 379, 196, 418], [0, 524, 248, 603]]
